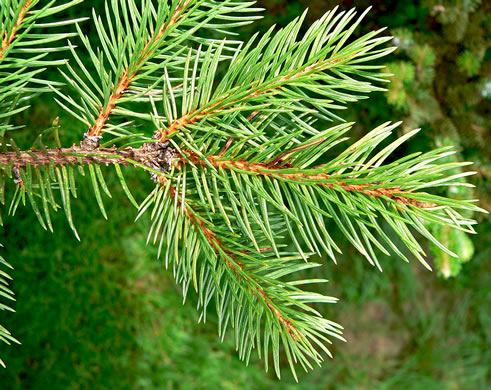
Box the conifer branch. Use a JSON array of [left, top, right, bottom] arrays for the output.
[[87, 0, 192, 137], [158, 55, 358, 141], [0, 143, 439, 210], [57, 0, 261, 142], [0, 0, 85, 366], [163, 178, 301, 340], [0, 0, 31, 60], [0, 1, 485, 377], [178, 150, 438, 208]]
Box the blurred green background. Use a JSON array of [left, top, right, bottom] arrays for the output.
[[1, 0, 490, 388]]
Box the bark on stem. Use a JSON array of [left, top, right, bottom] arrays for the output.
[[0, 145, 437, 209], [181, 151, 438, 209], [0, 145, 151, 169]]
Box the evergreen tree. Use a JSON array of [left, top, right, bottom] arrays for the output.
[[385, 0, 490, 277], [0, 0, 485, 378]]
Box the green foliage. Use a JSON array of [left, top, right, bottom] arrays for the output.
[[383, 0, 490, 277], [1, 193, 489, 388], [0, 0, 84, 136], [0, 0, 85, 368], [430, 225, 475, 278], [0, 0, 487, 380], [428, 136, 477, 279], [457, 49, 486, 77], [385, 61, 415, 109], [0, 253, 18, 369]]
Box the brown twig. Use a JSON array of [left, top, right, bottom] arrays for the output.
[[0, 145, 166, 170], [180, 151, 438, 208]]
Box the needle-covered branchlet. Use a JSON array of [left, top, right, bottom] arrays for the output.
[[1, 143, 438, 210], [86, 0, 192, 139], [179, 150, 438, 209], [157, 57, 355, 142], [164, 179, 302, 341], [0, 0, 31, 59]]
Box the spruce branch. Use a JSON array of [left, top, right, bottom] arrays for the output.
[[161, 120, 482, 270], [56, 0, 262, 142], [144, 177, 343, 379], [86, 0, 195, 138], [0, 1, 486, 378], [0, 0, 32, 60], [179, 149, 439, 209], [164, 178, 302, 343], [0, 0, 84, 367], [158, 54, 357, 141], [0, 0, 84, 136], [152, 6, 394, 143]]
